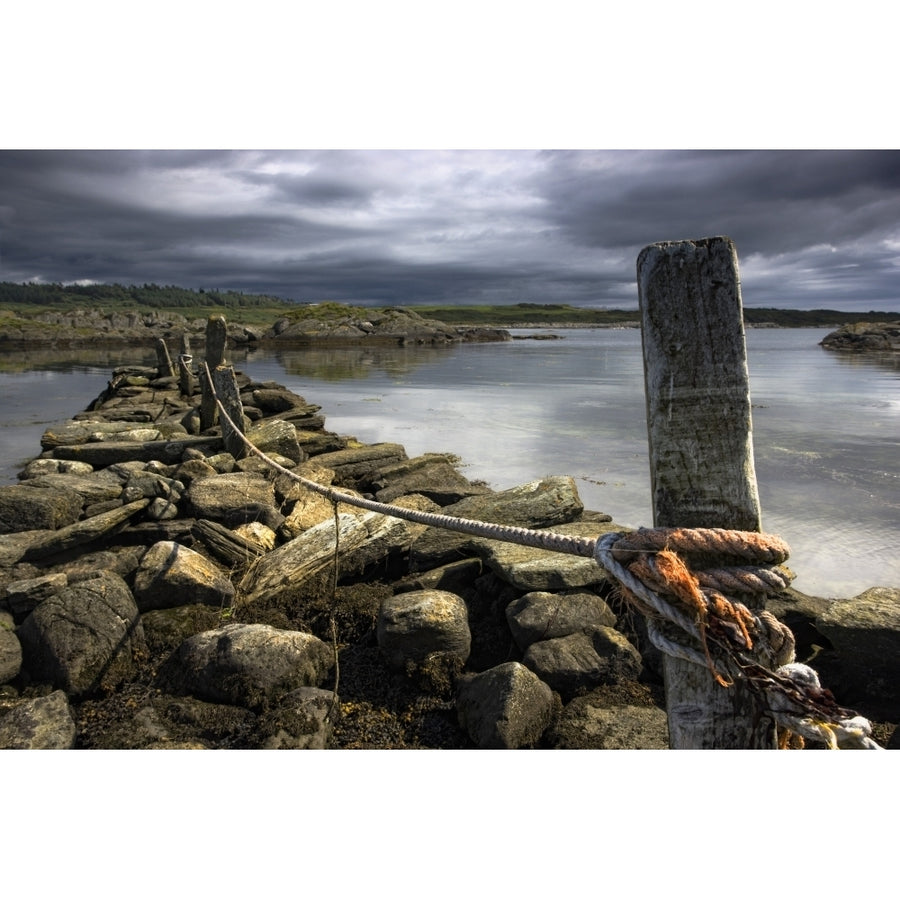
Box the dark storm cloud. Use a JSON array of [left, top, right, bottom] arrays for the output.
[[533, 150, 900, 256], [1, 149, 898, 309]]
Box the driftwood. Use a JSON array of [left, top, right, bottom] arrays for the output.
[[192, 518, 270, 568]]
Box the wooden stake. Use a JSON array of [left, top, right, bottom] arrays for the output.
[[637, 236, 775, 749], [200, 316, 227, 430], [155, 338, 175, 379], [211, 364, 246, 459], [177, 354, 195, 399], [206, 315, 227, 368]]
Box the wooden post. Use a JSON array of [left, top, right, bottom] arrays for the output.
[[200, 316, 228, 431], [155, 338, 176, 379], [205, 315, 227, 368], [211, 364, 247, 459], [637, 235, 775, 749], [198, 367, 218, 431], [177, 354, 195, 399]]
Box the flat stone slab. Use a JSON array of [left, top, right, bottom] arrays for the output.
[[52, 435, 224, 467], [21, 499, 150, 561], [473, 521, 619, 592]]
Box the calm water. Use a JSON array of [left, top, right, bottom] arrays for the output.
[[1, 328, 897, 598]]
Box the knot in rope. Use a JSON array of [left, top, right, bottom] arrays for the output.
[[594, 528, 881, 749], [595, 527, 796, 676]]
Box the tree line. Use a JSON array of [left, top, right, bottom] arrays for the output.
[[0, 281, 296, 310]]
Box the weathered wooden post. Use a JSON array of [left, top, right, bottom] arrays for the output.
[[637, 235, 775, 749], [155, 337, 176, 379], [177, 353, 194, 399], [200, 316, 228, 431], [211, 364, 247, 459]]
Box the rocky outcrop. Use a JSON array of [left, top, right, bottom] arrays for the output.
[[0, 308, 260, 347], [263, 304, 510, 346], [820, 321, 900, 352], [0, 338, 896, 750], [0, 305, 510, 348]]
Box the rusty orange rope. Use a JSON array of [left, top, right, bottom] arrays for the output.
[[594, 530, 881, 749]]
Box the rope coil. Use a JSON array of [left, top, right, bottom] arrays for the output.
[[594, 531, 881, 749], [201, 364, 883, 749]]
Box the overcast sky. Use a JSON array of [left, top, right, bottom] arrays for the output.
[[2, 149, 899, 311]]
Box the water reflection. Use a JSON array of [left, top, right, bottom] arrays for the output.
[[827, 349, 900, 375], [271, 343, 457, 381], [0, 345, 158, 373]]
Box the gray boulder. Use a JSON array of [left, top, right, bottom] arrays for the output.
[[0, 483, 84, 533], [257, 687, 340, 749], [474, 521, 615, 592], [0, 690, 77, 749], [18, 458, 94, 479], [5, 573, 68, 623], [409, 476, 586, 571], [17, 571, 146, 697], [132, 540, 236, 611], [814, 586, 900, 712], [166, 622, 334, 709], [123, 470, 185, 503], [173, 458, 218, 485], [140, 604, 223, 657], [506, 589, 617, 652], [21, 498, 150, 561], [0, 611, 22, 683], [186, 471, 280, 527], [312, 443, 409, 489], [246, 418, 304, 463], [51, 435, 222, 467], [456, 661, 554, 749], [377, 589, 471, 671], [244, 387, 318, 416], [24, 472, 123, 507], [546, 687, 669, 749], [523, 627, 643, 699], [370, 454, 490, 505]]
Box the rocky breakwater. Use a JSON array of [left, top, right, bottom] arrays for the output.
[[820, 320, 900, 353], [1, 359, 898, 749]]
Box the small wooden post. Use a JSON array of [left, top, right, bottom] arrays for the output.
[[200, 316, 227, 431], [155, 338, 176, 379], [205, 315, 227, 368], [177, 354, 195, 399], [211, 364, 247, 459], [637, 235, 775, 749]]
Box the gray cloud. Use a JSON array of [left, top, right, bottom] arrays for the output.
[[1, 149, 898, 309]]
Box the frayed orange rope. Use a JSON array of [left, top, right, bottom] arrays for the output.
[[632, 549, 732, 687]]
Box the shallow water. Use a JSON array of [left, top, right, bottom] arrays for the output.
[[1, 328, 897, 598]]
